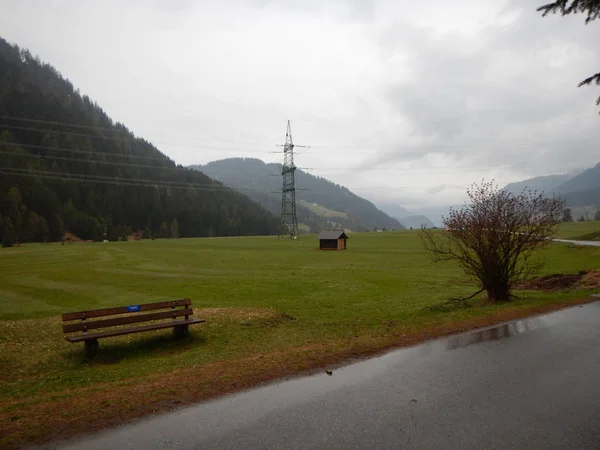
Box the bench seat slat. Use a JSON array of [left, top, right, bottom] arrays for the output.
[[63, 308, 195, 333], [65, 318, 205, 342], [62, 298, 191, 321]]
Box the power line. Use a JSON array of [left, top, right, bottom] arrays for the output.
[[0, 140, 546, 175], [1, 139, 539, 180], [0, 138, 451, 173], [0, 146, 514, 181], [0, 167, 253, 192], [0, 115, 393, 150], [0, 169, 211, 191], [0, 123, 138, 142], [0, 167, 439, 195], [0, 115, 273, 146], [3, 120, 597, 156], [0, 150, 176, 171], [0, 168, 306, 197], [1, 158, 471, 194], [0, 123, 274, 152], [0, 115, 134, 134], [0, 141, 174, 162], [5, 114, 597, 149]]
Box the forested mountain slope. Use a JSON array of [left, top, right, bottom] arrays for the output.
[[554, 162, 600, 196], [502, 162, 600, 208], [503, 174, 573, 196], [562, 186, 600, 207], [191, 158, 404, 232], [0, 38, 278, 245]]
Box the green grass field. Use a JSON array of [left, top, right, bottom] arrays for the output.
[[555, 220, 600, 240], [298, 200, 348, 218], [1, 224, 599, 447]]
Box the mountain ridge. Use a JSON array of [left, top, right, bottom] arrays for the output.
[[502, 162, 600, 208], [0, 38, 279, 245], [554, 162, 600, 196], [190, 157, 405, 233], [399, 215, 436, 229], [503, 174, 573, 196]]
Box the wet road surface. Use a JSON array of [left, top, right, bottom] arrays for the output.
[[553, 239, 600, 247], [51, 301, 600, 450]]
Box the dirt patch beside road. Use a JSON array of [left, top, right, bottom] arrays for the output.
[[516, 270, 600, 292]]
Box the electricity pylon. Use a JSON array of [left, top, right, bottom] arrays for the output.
[[278, 120, 306, 239]]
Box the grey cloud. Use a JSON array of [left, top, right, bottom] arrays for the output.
[[367, 0, 600, 177], [427, 185, 447, 195], [249, 0, 374, 21], [1, 0, 598, 211]]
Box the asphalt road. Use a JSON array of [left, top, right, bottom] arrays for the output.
[[51, 299, 600, 450], [553, 239, 600, 247]]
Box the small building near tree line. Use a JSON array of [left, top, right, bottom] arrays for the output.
[[318, 231, 348, 250]]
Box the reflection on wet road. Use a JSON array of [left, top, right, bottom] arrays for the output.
[[54, 301, 600, 450], [445, 316, 546, 350]]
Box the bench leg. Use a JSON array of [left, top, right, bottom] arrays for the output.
[[173, 325, 189, 339], [84, 339, 99, 357]]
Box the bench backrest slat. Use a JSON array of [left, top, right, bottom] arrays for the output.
[[62, 298, 191, 321], [63, 308, 194, 333]]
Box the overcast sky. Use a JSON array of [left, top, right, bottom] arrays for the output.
[[1, 0, 599, 209]]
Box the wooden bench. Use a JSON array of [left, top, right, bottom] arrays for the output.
[[62, 298, 205, 356]]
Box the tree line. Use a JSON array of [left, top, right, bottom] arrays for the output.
[[561, 207, 600, 222]]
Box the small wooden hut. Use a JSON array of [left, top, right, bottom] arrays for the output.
[[318, 231, 348, 250]]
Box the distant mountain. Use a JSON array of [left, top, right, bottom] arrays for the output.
[[0, 38, 278, 244], [374, 202, 436, 229], [375, 203, 411, 221], [562, 186, 600, 207], [554, 162, 600, 195], [503, 174, 573, 196], [502, 163, 600, 208], [408, 205, 458, 227], [190, 158, 404, 233], [400, 215, 436, 229]]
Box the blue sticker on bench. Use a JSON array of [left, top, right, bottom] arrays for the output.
[[127, 305, 141, 312]]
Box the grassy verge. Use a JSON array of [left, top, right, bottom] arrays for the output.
[[555, 220, 600, 240], [1, 229, 599, 448]]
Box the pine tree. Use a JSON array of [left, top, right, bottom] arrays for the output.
[[92, 219, 103, 242], [52, 214, 65, 242], [159, 222, 169, 239], [39, 216, 49, 242], [142, 226, 152, 239], [6, 187, 24, 245], [562, 208, 573, 222], [538, 1, 600, 112], [1, 216, 15, 248], [26, 211, 39, 242], [170, 219, 180, 239], [595, 209, 600, 221]]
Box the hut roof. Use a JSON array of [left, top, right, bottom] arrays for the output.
[[318, 231, 349, 240]]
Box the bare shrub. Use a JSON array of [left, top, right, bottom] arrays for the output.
[[421, 180, 564, 303]]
